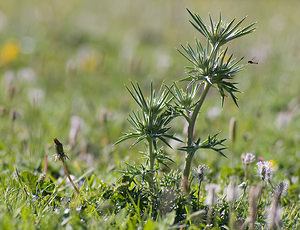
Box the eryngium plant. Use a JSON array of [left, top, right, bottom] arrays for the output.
[[116, 83, 181, 191], [175, 9, 255, 192]]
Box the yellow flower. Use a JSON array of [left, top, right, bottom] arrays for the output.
[[80, 53, 98, 72], [268, 160, 277, 170], [0, 39, 19, 65], [269, 160, 275, 167]]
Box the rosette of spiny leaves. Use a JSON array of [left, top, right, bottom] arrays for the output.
[[117, 83, 182, 191], [167, 82, 201, 119], [116, 82, 182, 183], [116, 82, 181, 149], [180, 40, 242, 106]]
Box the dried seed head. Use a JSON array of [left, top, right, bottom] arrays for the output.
[[229, 117, 237, 143], [248, 184, 263, 228], [205, 183, 220, 206], [7, 83, 15, 99], [266, 204, 283, 229], [241, 153, 255, 165], [28, 88, 45, 107], [0, 106, 6, 116], [53, 138, 68, 161], [275, 181, 288, 197], [69, 115, 84, 146], [225, 180, 240, 203], [99, 108, 110, 125]]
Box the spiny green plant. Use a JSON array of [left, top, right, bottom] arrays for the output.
[[175, 9, 255, 192], [117, 9, 255, 195]]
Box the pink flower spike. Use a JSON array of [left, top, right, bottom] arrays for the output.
[[258, 157, 264, 162]]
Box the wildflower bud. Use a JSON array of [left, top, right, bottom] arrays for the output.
[[99, 108, 110, 125], [7, 83, 15, 100], [10, 109, 17, 122], [241, 153, 255, 165], [0, 106, 6, 116], [54, 138, 63, 154], [53, 138, 68, 161], [229, 117, 237, 143]]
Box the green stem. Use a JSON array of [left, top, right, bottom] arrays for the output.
[[182, 82, 211, 193], [187, 82, 211, 146], [197, 180, 202, 210], [61, 159, 80, 194], [147, 138, 155, 191]]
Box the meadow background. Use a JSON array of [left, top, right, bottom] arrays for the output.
[[0, 0, 299, 229]]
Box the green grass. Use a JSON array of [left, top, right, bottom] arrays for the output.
[[0, 0, 299, 229]]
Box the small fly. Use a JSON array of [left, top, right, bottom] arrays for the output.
[[248, 58, 258, 64]]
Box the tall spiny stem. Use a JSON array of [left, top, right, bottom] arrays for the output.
[[182, 82, 211, 193], [147, 137, 155, 192]]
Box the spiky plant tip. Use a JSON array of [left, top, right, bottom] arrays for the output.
[[186, 8, 256, 47]]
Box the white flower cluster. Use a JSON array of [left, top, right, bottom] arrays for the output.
[[193, 164, 209, 183], [257, 161, 273, 181], [241, 153, 255, 165]]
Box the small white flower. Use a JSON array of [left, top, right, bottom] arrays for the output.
[[257, 161, 273, 182], [193, 164, 209, 183], [205, 183, 220, 206], [241, 153, 255, 165]]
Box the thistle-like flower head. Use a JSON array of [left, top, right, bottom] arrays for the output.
[[193, 164, 209, 183], [257, 161, 273, 182], [241, 153, 255, 165]]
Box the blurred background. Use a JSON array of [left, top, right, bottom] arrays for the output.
[[0, 0, 299, 181]]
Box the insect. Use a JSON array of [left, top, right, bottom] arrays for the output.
[[248, 58, 258, 64]]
